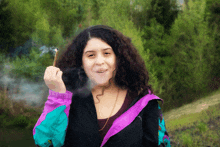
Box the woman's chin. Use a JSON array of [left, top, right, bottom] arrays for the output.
[[96, 83, 109, 87], [92, 81, 111, 88]]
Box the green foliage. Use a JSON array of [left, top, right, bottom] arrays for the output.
[[0, 113, 30, 129], [0, 100, 41, 129], [147, 0, 179, 34], [2, 0, 86, 52], [31, 14, 50, 46], [142, 18, 170, 95], [26, 117, 39, 130], [9, 47, 53, 83], [11, 115, 29, 128], [91, 0, 100, 20], [53, 0, 85, 39], [180, 132, 194, 146], [205, 0, 220, 21], [0, 0, 219, 114], [0, 52, 8, 65], [0, 114, 7, 127], [129, 0, 151, 29], [5, 0, 42, 47], [135, 0, 220, 112], [0, 0, 16, 53], [128, 0, 179, 34], [204, 0, 220, 77], [165, 0, 215, 102], [196, 121, 208, 133]]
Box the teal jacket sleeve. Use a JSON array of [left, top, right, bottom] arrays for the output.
[[33, 89, 73, 147]]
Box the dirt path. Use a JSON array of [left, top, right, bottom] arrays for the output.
[[163, 91, 220, 121]]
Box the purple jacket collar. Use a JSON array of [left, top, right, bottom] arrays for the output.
[[100, 89, 163, 147]]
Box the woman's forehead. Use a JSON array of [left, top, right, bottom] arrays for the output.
[[83, 38, 112, 52]]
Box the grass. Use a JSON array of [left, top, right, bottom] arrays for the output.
[[0, 85, 220, 146], [0, 127, 36, 147], [0, 85, 42, 146], [164, 89, 220, 147], [0, 86, 42, 130], [167, 103, 220, 146]]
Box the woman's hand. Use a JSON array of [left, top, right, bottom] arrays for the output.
[[44, 66, 66, 93]]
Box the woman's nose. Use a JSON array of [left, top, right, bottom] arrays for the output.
[[95, 54, 105, 65]]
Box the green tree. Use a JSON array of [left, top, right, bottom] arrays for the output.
[[3, 0, 86, 56], [91, 0, 100, 20], [129, 0, 151, 28], [129, 0, 179, 34], [0, 0, 16, 54], [9, 46, 54, 83], [205, 0, 220, 78], [5, 0, 42, 47], [164, 0, 216, 110], [142, 18, 173, 99], [147, 0, 179, 34], [32, 0, 83, 47], [131, 0, 181, 100]]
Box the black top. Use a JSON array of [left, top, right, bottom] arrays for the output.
[[98, 90, 134, 140], [61, 89, 161, 147]]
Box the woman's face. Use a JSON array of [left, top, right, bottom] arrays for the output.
[[82, 38, 117, 88]]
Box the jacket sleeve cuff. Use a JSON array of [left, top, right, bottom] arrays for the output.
[[48, 89, 73, 99], [33, 89, 73, 146]]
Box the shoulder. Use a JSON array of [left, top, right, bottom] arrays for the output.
[[138, 99, 159, 119], [145, 99, 159, 112]]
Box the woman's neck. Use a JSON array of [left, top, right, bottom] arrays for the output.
[[91, 78, 118, 94], [91, 83, 118, 95]]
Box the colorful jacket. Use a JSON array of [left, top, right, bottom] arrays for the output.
[[33, 89, 171, 147]]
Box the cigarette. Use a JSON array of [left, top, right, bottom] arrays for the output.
[[53, 49, 58, 67]]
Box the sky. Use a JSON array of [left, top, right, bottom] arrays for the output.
[[179, 0, 184, 4]]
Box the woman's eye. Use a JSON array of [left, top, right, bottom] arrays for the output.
[[88, 53, 110, 57]]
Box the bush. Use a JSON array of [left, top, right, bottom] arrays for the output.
[[0, 114, 7, 127], [180, 132, 194, 146], [8, 47, 53, 83], [4, 115, 30, 129], [196, 121, 208, 133], [26, 117, 39, 130]]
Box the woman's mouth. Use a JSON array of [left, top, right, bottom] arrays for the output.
[[96, 70, 107, 75]]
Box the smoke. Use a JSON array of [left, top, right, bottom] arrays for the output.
[[12, 78, 47, 107], [0, 72, 47, 108], [62, 67, 97, 98], [0, 62, 99, 108]]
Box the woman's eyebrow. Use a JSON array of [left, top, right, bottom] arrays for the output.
[[84, 48, 111, 54]]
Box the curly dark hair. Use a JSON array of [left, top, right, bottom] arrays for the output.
[[55, 25, 154, 103]]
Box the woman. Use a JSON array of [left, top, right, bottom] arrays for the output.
[[33, 25, 171, 147]]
